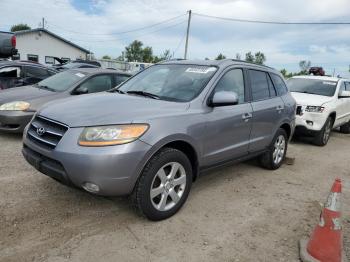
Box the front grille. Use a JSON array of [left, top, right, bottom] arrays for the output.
[[296, 105, 303, 115], [27, 116, 68, 149]]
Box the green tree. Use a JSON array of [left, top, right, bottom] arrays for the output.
[[245, 52, 255, 63], [142, 46, 153, 63], [254, 52, 266, 65], [10, 23, 31, 32], [299, 60, 311, 74], [125, 40, 144, 62], [159, 49, 172, 61], [102, 55, 111, 60], [280, 69, 288, 78], [215, 53, 226, 60]]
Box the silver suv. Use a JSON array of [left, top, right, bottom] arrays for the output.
[[22, 59, 296, 220]]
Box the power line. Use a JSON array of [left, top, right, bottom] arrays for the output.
[[47, 13, 186, 36], [193, 12, 350, 25], [63, 20, 187, 43]]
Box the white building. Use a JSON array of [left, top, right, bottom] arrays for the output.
[[14, 28, 90, 65]]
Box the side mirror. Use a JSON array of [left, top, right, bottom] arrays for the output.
[[209, 91, 239, 107], [339, 90, 350, 98], [74, 86, 88, 95]]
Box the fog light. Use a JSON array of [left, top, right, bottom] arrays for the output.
[[82, 182, 100, 193], [306, 120, 313, 126]]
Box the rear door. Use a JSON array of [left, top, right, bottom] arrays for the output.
[[203, 68, 253, 165], [248, 69, 285, 152], [335, 81, 350, 126]]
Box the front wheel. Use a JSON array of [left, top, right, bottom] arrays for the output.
[[259, 128, 288, 170], [132, 148, 192, 221], [313, 117, 333, 146], [340, 120, 350, 134]]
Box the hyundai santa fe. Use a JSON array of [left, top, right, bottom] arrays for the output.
[[22, 59, 296, 220]]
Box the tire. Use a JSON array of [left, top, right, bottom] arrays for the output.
[[131, 147, 192, 221], [260, 128, 288, 170], [313, 117, 333, 146], [340, 120, 350, 134]]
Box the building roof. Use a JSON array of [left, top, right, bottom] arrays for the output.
[[15, 28, 90, 54]]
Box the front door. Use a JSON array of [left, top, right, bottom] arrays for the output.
[[203, 68, 253, 166]]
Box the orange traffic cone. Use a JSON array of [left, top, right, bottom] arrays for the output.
[[299, 178, 347, 262]]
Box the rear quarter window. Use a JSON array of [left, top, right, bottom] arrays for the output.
[[271, 73, 288, 96]]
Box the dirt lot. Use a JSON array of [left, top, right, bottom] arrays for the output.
[[0, 131, 349, 262]]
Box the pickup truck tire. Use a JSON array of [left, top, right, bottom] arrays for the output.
[[131, 148, 192, 221], [313, 117, 332, 146], [340, 121, 350, 134], [260, 128, 288, 170]]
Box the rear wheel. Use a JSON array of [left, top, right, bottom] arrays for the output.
[[260, 128, 288, 170], [131, 148, 192, 221], [340, 120, 350, 134], [313, 117, 332, 146]]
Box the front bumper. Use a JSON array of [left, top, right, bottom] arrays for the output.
[[0, 111, 34, 133], [22, 126, 152, 196], [295, 111, 327, 134]]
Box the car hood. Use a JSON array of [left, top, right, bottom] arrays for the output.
[[0, 85, 64, 110], [291, 92, 333, 106], [38, 93, 190, 127]]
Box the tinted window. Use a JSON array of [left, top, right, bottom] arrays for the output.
[[37, 70, 86, 92], [115, 74, 130, 86], [25, 66, 49, 78], [80, 75, 113, 93], [271, 74, 288, 95], [214, 69, 245, 103], [267, 74, 276, 97], [119, 64, 217, 102], [339, 82, 346, 92], [345, 82, 350, 91], [287, 78, 337, 97], [249, 70, 270, 101]]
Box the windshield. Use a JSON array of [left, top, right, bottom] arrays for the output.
[[118, 64, 218, 102], [37, 70, 86, 92], [287, 78, 338, 97]]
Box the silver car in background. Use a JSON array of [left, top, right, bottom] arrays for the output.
[[22, 59, 296, 220]]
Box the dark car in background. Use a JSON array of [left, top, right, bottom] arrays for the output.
[[0, 68, 131, 132], [0, 31, 17, 58], [0, 61, 57, 90], [52, 59, 101, 71]]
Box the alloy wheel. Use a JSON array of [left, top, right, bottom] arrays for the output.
[[273, 135, 286, 165]]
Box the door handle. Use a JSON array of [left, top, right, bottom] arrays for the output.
[[242, 112, 252, 121], [276, 105, 284, 111]]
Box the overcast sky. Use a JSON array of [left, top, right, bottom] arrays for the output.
[[1, 0, 349, 76]]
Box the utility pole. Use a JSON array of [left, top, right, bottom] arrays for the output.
[[42, 17, 45, 29], [184, 10, 192, 59]]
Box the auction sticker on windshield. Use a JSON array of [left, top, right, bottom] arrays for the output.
[[185, 67, 217, 74]]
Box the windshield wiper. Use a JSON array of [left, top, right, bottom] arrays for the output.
[[37, 85, 56, 92], [126, 90, 160, 100], [109, 89, 125, 94]]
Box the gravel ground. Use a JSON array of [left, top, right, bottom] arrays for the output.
[[0, 131, 349, 262]]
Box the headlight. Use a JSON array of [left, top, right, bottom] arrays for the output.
[[305, 106, 324, 113], [0, 101, 30, 111], [78, 124, 149, 146]]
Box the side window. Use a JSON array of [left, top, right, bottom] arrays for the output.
[[345, 82, 350, 91], [0, 66, 21, 78], [249, 70, 270, 101], [267, 74, 277, 97], [79, 75, 113, 93], [115, 74, 130, 86], [271, 74, 288, 96], [25, 66, 50, 78], [214, 69, 245, 103], [339, 82, 346, 93]]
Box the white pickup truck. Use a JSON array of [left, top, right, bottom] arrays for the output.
[[288, 75, 350, 146], [0, 31, 17, 58]]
